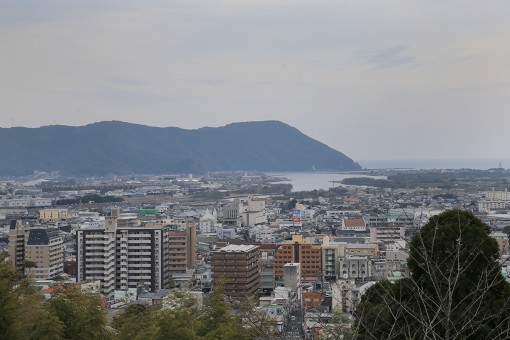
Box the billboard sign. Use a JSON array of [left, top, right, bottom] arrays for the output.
[[292, 210, 301, 223]]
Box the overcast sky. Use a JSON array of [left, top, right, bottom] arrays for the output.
[[1, 0, 509, 163]]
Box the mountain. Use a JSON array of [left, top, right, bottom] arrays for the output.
[[0, 120, 361, 176]]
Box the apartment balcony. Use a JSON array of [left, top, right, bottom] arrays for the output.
[[128, 276, 151, 280], [128, 251, 152, 258], [127, 246, 152, 250]]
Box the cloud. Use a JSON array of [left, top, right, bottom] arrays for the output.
[[1, 1, 510, 161], [358, 44, 415, 70]]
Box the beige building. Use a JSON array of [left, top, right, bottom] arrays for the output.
[[491, 231, 509, 255], [478, 200, 507, 213], [485, 189, 510, 201], [39, 209, 69, 221], [221, 196, 267, 227], [322, 236, 347, 281], [8, 220, 64, 280], [346, 243, 378, 257], [240, 196, 267, 226]]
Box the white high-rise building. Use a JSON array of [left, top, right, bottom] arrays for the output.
[[77, 210, 196, 296], [77, 215, 117, 295]]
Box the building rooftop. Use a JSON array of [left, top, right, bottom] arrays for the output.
[[216, 244, 259, 253], [27, 228, 61, 245]]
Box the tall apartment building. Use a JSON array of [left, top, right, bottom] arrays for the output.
[[273, 234, 322, 281], [322, 236, 346, 281], [166, 223, 196, 276], [211, 244, 260, 297], [77, 213, 197, 296], [8, 220, 64, 280], [77, 216, 117, 295], [8, 220, 25, 270]]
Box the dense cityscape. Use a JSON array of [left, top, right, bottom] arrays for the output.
[[2, 169, 510, 338]]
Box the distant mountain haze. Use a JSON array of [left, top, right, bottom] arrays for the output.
[[0, 121, 361, 176]]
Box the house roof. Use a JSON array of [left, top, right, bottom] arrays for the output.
[[27, 228, 61, 245], [343, 218, 365, 227]]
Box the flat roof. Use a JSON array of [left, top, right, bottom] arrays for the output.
[[217, 244, 259, 253]]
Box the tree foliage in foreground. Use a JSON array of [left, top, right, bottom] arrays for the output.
[[355, 209, 510, 339], [112, 284, 278, 340], [1, 252, 276, 340], [0, 251, 111, 340]]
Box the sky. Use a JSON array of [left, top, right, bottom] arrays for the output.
[[1, 0, 509, 164]]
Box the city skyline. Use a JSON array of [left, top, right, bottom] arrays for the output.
[[1, 0, 509, 161]]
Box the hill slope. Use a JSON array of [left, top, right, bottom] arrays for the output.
[[0, 121, 361, 176]]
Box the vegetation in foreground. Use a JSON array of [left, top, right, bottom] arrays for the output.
[[355, 209, 510, 339], [0, 255, 277, 340]]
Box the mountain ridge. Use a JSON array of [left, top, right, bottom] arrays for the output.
[[0, 120, 361, 176]]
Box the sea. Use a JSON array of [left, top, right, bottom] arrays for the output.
[[267, 172, 387, 192], [358, 158, 510, 170], [267, 158, 510, 192]]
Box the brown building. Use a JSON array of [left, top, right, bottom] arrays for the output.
[[8, 220, 25, 270], [273, 235, 322, 281], [302, 291, 325, 308], [166, 223, 197, 277], [211, 244, 260, 297]]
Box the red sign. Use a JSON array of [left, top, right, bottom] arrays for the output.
[[292, 218, 301, 222]]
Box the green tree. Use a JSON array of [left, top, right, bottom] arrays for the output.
[[230, 296, 284, 340], [286, 199, 297, 211], [112, 304, 159, 340], [157, 291, 201, 340], [0, 251, 27, 338], [20, 295, 64, 340], [502, 225, 510, 237], [355, 209, 510, 339], [46, 287, 112, 340], [0, 252, 63, 340], [315, 309, 353, 340]]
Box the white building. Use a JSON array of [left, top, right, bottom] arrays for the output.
[[479, 200, 508, 213], [0, 196, 52, 208], [485, 189, 510, 201], [77, 210, 178, 296], [339, 256, 372, 280], [240, 196, 268, 227], [198, 208, 219, 234]]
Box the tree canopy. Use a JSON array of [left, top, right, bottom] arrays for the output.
[[0, 252, 111, 340], [355, 209, 510, 339], [1, 253, 276, 340]]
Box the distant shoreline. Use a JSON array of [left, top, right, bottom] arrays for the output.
[[358, 158, 510, 170]]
